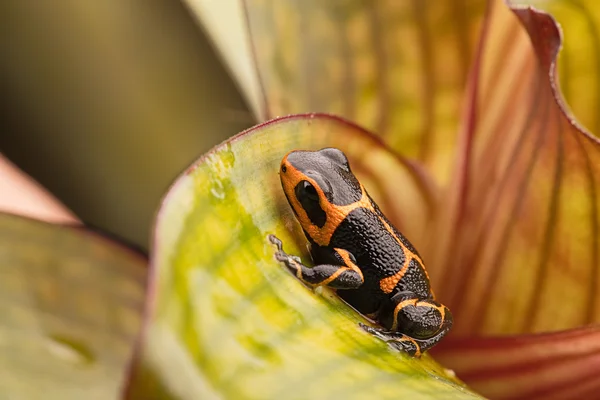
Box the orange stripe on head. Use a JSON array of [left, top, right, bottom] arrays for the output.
[[280, 152, 374, 247]]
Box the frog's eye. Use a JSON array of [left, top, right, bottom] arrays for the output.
[[295, 180, 326, 227], [296, 180, 319, 203]]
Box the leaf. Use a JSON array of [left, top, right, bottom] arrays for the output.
[[0, 213, 147, 399], [0, 153, 79, 224], [179, 0, 265, 118], [429, 0, 600, 335], [511, 0, 600, 137], [434, 327, 600, 399], [125, 114, 482, 400], [243, 0, 486, 183], [0, 1, 253, 249], [424, 2, 600, 394]]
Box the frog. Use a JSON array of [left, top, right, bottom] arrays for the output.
[[268, 147, 452, 357]]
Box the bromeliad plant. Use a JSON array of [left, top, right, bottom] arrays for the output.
[[239, 1, 600, 397], [126, 0, 600, 398], [2, 0, 600, 399], [126, 0, 597, 398]]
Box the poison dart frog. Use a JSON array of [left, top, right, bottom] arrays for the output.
[[268, 147, 452, 357]]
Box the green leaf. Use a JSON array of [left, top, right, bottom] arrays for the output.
[[126, 114, 482, 399], [0, 213, 146, 398], [243, 0, 486, 183]]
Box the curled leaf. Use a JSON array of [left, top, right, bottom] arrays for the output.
[[179, 0, 265, 118], [0, 213, 146, 398], [243, 0, 486, 182], [428, 1, 600, 397], [126, 114, 482, 399], [435, 327, 600, 399], [512, 0, 600, 136], [429, 0, 600, 336]]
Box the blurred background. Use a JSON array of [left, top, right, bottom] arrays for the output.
[[0, 0, 254, 250]]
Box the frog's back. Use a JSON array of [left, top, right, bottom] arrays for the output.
[[329, 205, 432, 309]]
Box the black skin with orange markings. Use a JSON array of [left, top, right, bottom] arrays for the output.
[[269, 148, 452, 357]]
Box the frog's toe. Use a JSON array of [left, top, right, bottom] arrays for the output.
[[359, 323, 392, 340], [388, 338, 420, 357], [267, 234, 283, 250], [359, 323, 421, 357]]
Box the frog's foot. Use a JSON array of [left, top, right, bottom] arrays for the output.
[[359, 323, 422, 357], [267, 234, 302, 267]]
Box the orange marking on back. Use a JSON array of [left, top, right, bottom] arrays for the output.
[[376, 216, 428, 295], [380, 264, 410, 294]]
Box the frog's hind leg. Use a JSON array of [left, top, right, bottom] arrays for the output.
[[360, 291, 453, 357]]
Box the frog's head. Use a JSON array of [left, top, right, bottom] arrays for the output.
[[279, 148, 363, 231]]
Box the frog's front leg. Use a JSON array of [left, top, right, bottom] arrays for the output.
[[360, 292, 453, 357], [268, 234, 364, 289]]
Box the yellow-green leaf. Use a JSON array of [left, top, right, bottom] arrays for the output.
[[125, 114, 482, 399], [243, 0, 486, 183], [0, 213, 146, 399]]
